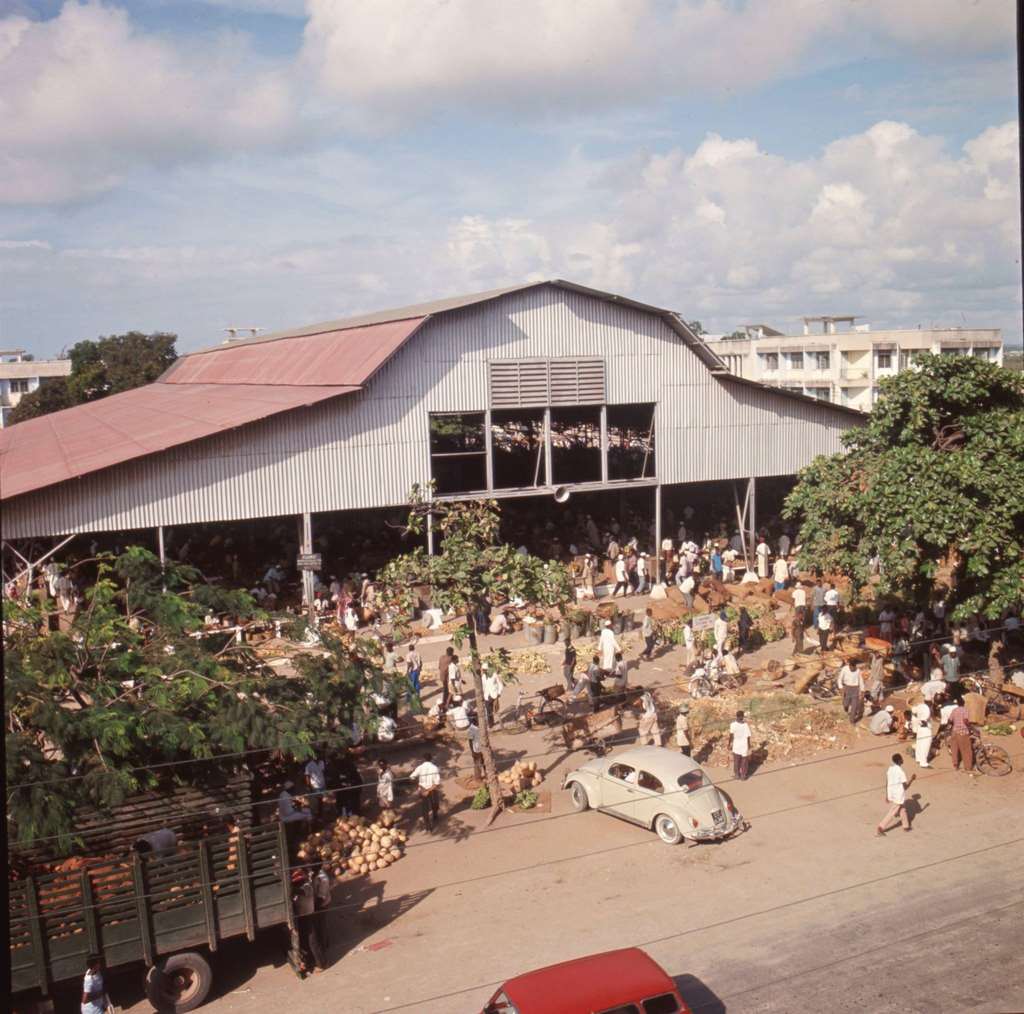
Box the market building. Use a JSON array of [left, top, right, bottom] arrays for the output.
[[0, 280, 863, 584]]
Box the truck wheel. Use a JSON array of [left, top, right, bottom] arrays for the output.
[[145, 952, 213, 1013]]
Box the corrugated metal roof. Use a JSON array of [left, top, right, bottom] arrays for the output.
[[716, 373, 866, 417], [162, 317, 425, 386], [174, 280, 726, 373], [0, 382, 356, 500]]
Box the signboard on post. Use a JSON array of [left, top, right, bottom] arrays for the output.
[[691, 613, 716, 632], [296, 553, 322, 572]]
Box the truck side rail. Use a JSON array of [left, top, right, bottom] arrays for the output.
[[10, 823, 291, 997]]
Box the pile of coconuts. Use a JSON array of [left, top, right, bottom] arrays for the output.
[[296, 809, 408, 877]]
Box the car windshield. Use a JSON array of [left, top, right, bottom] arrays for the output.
[[677, 770, 710, 793]]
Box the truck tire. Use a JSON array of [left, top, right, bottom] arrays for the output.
[[145, 952, 213, 1013]]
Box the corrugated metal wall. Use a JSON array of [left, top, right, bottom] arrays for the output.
[[2, 286, 857, 538]]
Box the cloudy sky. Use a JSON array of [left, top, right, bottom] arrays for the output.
[[1, 0, 1019, 356]]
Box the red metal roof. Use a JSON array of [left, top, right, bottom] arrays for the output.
[[0, 382, 356, 500], [162, 317, 425, 386], [495, 948, 685, 1014]]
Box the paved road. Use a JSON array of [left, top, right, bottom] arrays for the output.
[[105, 727, 1023, 1014]]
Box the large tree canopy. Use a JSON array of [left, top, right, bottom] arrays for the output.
[[10, 331, 177, 423], [784, 354, 1024, 621], [5, 549, 378, 853]]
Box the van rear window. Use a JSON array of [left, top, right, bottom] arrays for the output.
[[644, 993, 681, 1013]]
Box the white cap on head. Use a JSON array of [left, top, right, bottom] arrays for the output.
[[885, 705, 894, 713], [603, 620, 611, 628]]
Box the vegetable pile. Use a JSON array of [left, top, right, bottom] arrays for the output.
[[296, 810, 408, 877]]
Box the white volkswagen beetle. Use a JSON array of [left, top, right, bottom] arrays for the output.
[[563, 745, 745, 845]]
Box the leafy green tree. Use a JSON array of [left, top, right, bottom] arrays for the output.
[[8, 377, 74, 424], [9, 332, 177, 423], [784, 354, 1024, 620], [377, 490, 574, 818], [5, 548, 378, 855]]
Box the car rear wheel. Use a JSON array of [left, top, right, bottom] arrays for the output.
[[654, 813, 683, 845], [569, 781, 590, 812]]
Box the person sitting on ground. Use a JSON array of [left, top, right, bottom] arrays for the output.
[[869, 704, 896, 736], [921, 672, 946, 704], [488, 608, 509, 635]]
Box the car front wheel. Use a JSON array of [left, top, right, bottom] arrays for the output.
[[569, 781, 590, 812], [654, 813, 683, 845]]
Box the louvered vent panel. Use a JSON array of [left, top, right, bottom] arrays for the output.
[[490, 359, 605, 407], [489, 361, 549, 407]]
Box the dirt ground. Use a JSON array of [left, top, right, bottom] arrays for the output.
[[97, 612, 1024, 1014]]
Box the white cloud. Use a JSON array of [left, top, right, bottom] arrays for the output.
[[0, 1, 298, 203], [301, 0, 1014, 116], [10, 118, 1016, 353]]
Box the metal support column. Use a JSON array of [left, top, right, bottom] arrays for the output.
[[426, 506, 435, 556], [543, 407, 553, 488], [484, 408, 494, 491], [157, 526, 166, 567], [299, 512, 315, 625], [654, 484, 663, 584], [599, 404, 609, 484], [748, 477, 757, 558]]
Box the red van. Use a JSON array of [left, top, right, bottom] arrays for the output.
[[481, 947, 690, 1014]]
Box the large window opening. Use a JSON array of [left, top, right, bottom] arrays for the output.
[[491, 410, 545, 490], [607, 403, 655, 480], [550, 407, 602, 484], [429, 413, 486, 495]]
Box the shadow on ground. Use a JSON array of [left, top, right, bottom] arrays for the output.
[[673, 972, 727, 1013]]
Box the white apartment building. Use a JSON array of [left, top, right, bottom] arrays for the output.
[[707, 316, 1003, 411], [0, 348, 72, 427]]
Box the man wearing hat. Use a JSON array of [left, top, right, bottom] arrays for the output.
[[869, 704, 896, 735], [941, 643, 961, 695], [675, 704, 692, 756]]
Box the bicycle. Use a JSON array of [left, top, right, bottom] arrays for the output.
[[807, 672, 838, 701], [942, 725, 1013, 777], [500, 686, 568, 734]]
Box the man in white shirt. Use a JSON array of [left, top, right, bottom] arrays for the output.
[[599, 621, 620, 674], [755, 540, 770, 579], [641, 609, 656, 660], [817, 608, 834, 651], [910, 702, 933, 768], [612, 555, 629, 597], [410, 752, 442, 831], [636, 553, 650, 594], [824, 584, 840, 609], [869, 705, 895, 735], [482, 665, 503, 728], [921, 674, 946, 704], [792, 584, 807, 610], [730, 710, 752, 780], [448, 696, 471, 730], [637, 688, 661, 746], [682, 620, 695, 666], [679, 573, 696, 609], [876, 753, 915, 836], [772, 556, 789, 592], [838, 663, 865, 724], [713, 611, 729, 660]]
